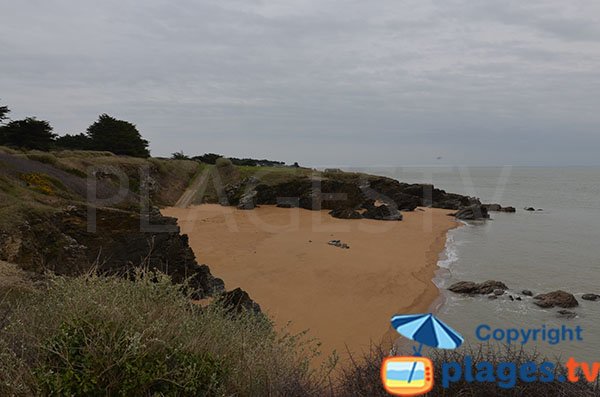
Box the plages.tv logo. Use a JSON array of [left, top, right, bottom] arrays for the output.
[[381, 313, 464, 396]]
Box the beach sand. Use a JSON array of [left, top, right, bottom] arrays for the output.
[[162, 204, 457, 358]]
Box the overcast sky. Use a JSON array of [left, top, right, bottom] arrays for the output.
[[2, 1, 600, 166]]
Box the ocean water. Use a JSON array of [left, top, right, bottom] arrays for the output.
[[360, 166, 600, 361]]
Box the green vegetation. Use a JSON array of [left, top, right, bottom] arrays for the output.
[[0, 101, 150, 158], [193, 152, 288, 167], [57, 114, 150, 158], [171, 150, 190, 160], [0, 268, 329, 396], [84, 114, 150, 158], [0, 118, 57, 151], [0, 102, 9, 124]]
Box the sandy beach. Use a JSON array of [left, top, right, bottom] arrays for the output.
[[162, 204, 457, 358]]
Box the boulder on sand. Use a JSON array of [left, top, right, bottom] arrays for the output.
[[329, 207, 362, 219], [237, 190, 258, 210], [533, 290, 578, 308], [448, 280, 508, 295], [362, 202, 402, 221]]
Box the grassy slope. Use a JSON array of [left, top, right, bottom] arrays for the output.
[[0, 266, 329, 396], [0, 146, 203, 232]]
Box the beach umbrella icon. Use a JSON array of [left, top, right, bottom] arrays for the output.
[[391, 313, 463, 357], [390, 313, 463, 385]]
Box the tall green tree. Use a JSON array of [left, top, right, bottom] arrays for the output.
[[86, 114, 150, 157], [0, 117, 56, 150]]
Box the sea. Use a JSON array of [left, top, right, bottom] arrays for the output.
[[357, 166, 600, 362]]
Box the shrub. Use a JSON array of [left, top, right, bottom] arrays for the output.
[[0, 271, 329, 396], [19, 173, 55, 195], [26, 153, 57, 165], [215, 157, 233, 168]]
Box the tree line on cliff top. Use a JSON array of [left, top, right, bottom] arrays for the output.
[[0, 102, 149, 157], [0, 100, 294, 166]]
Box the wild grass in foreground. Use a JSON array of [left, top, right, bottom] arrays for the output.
[[0, 270, 332, 396], [336, 343, 600, 397]]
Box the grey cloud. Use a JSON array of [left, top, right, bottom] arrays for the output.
[[1, 0, 600, 166]]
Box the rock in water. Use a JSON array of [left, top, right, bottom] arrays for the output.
[[525, 207, 536, 211], [533, 290, 579, 308], [453, 205, 490, 220], [581, 293, 600, 301], [483, 204, 502, 211], [522, 290, 533, 296], [448, 280, 508, 295], [557, 310, 577, 319]]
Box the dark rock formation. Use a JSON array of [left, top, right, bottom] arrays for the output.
[[452, 205, 490, 220], [448, 280, 508, 295], [525, 207, 536, 211], [533, 290, 578, 308], [582, 293, 600, 301], [362, 202, 402, 221], [329, 208, 362, 219], [246, 175, 490, 219], [218, 287, 261, 313], [557, 310, 577, 319], [0, 205, 235, 301], [483, 204, 516, 213], [237, 190, 257, 210], [484, 204, 502, 211], [522, 290, 533, 296], [493, 289, 505, 296]]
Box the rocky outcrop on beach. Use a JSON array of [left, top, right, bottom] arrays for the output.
[[237, 190, 257, 210], [362, 201, 403, 221], [448, 280, 508, 295], [533, 290, 579, 308], [451, 205, 490, 220], [329, 207, 362, 219], [222, 173, 493, 222]]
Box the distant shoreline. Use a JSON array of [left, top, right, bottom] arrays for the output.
[[163, 204, 458, 359]]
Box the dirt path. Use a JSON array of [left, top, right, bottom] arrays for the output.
[[174, 166, 212, 208]]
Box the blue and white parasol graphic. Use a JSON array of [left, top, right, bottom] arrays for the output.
[[391, 313, 463, 356], [391, 313, 464, 384]]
